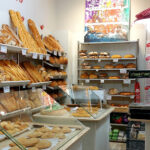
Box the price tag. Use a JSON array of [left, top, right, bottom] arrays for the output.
[[39, 54, 43, 60], [60, 65, 64, 69], [107, 95, 112, 100], [32, 53, 38, 59], [96, 69, 99, 72], [100, 79, 104, 83], [32, 86, 36, 92], [113, 59, 118, 62], [42, 85, 46, 90], [130, 95, 135, 99], [120, 69, 127, 74], [46, 54, 50, 60], [22, 48, 26, 55], [23, 85, 26, 89], [85, 79, 90, 83], [3, 86, 10, 93], [58, 52, 62, 56], [54, 51, 57, 56], [98, 59, 101, 62], [1, 45, 7, 53], [123, 79, 131, 84]]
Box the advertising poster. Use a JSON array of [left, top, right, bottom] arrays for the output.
[[84, 0, 130, 42]]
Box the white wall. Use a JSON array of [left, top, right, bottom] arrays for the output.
[[0, 0, 55, 35]]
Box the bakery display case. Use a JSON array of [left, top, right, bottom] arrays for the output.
[[0, 89, 89, 150]]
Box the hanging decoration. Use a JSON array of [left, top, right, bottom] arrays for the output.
[[84, 0, 130, 42]]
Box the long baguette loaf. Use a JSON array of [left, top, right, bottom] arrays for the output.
[[28, 19, 47, 54]]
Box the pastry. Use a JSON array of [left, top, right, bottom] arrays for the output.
[[35, 140, 51, 149], [120, 92, 135, 95], [79, 53, 86, 56], [28, 148, 39, 150], [88, 51, 98, 56], [109, 76, 120, 79], [111, 55, 122, 58], [62, 127, 71, 133], [115, 64, 125, 69], [50, 81, 58, 87], [124, 54, 135, 58], [27, 131, 43, 138], [122, 73, 129, 79], [89, 55, 98, 59], [100, 73, 108, 78], [80, 73, 89, 79], [51, 127, 61, 133], [41, 132, 55, 139], [28, 19, 47, 54], [80, 56, 88, 59], [99, 52, 110, 58], [9, 146, 20, 150], [63, 57, 68, 64], [49, 56, 55, 64], [35, 127, 51, 133], [104, 64, 114, 69], [93, 66, 101, 69], [126, 63, 136, 68], [89, 74, 98, 79], [81, 63, 89, 66], [82, 66, 91, 69], [109, 88, 119, 95], [56, 133, 66, 139]]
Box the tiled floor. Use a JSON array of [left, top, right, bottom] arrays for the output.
[[110, 142, 126, 150]]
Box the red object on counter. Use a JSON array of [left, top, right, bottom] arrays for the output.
[[134, 82, 140, 103]]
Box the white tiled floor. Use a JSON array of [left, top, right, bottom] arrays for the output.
[[110, 142, 126, 150]]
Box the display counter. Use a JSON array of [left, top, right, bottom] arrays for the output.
[[0, 89, 89, 150], [35, 85, 114, 150]]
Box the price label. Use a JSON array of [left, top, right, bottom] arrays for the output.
[[58, 52, 62, 56], [123, 79, 131, 84], [3, 86, 10, 93], [60, 65, 64, 69], [130, 95, 135, 99], [85, 79, 90, 83], [22, 49, 26, 55], [39, 54, 43, 60], [107, 95, 112, 100], [23, 85, 26, 89], [42, 85, 46, 90], [54, 51, 57, 56], [113, 59, 118, 62], [1, 45, 7, 53], [46, 54, 50, 60], [100, 79, 104, 83], [98, 59, 101, 62], [96, 69, 99, 72], [32, 86, 36, 92], [120, 69, 127, 74], [32, 53, 38, 59]]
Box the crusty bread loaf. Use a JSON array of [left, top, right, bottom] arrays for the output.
[[28, 19, 47, 54]]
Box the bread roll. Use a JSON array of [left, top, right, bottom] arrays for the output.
[[80, 73, 89, 79], [124, 54, 135, 58], [93, 66, 101, 69], [109, 76, 120, 79], [109, 88, 119, 95], [115, 64, 125, 69], [111, 55, 122, 58], [104, 64, 114, 69], [89, 74, 98, 79], [126, 63, 136, 68]]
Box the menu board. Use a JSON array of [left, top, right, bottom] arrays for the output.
[[84, 0, 130, 42]]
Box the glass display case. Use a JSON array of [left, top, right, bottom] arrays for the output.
[[0, 89, 89, 150], [38, 84, 110, 119]]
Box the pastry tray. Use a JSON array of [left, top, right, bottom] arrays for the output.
[[28, 81, 51, 88], [1, 122, 83, 150], [0, 80, 30, 87]]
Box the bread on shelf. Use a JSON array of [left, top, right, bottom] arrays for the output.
[[82, 66, 91, 69], [109, 88, 119, 95], [28, 19, 47, 54], [100, 73, 108, 79], [99, 52, 110, 58], [109, 76, 120, 79], [115, 64, 125, 69], [89, 73, 98, 79], [119, 92, 135, 95], [124, 54, 135, 58], [88, 51, 98, 56], [111, 55, 122, 58], [80, 73, 89, 79], [93, 66, 101, 69], [126, 63, 136, 68], [104, 64, 114, 69]]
